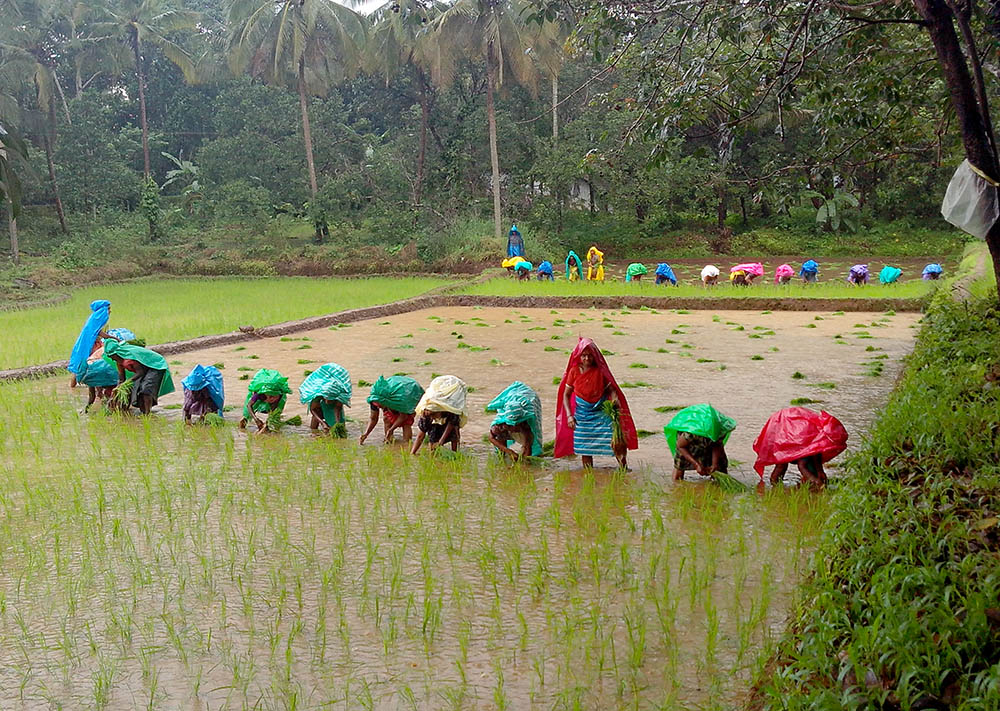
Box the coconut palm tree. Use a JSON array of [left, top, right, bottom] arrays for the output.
[[0, 120, 28, 264], [92, 0, 199, 178], [227, 0, 365, 201], [367, 0, 448, 206], [431, 0, 538, 240]]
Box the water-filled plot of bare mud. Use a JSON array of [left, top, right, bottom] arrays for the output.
[[162, 305, 919, 482], [0, 306, 917, 710]]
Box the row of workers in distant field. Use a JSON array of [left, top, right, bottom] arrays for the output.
[[502, 225, 944, 286], [68, 301, 847, 489], [504, 252, 946, 286]]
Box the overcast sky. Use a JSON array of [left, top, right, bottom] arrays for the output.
[[339, 0, 387, 14]]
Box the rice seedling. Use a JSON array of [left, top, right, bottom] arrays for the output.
[[522, 337, 535, 343], [629, 363, 649, 368], [750, 355, 764, 361], [425, 347, 438, 353], [358, 379, 372, 387], [808, 382, 837, 389], [696, 358, 716, 363], [297, 359, 314, 364], [789, 397, 822, 405], [654, 405, 688, 413], [544, 346, 561, 352], [619, 381, 652, 388], [792, 371, 804, 379], [601, 349, 615, 356], [552, 376, 562, 385]]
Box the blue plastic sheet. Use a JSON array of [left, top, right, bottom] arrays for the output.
[[799, 259, 819, 276], [182, 364, 225, 411], [655, 263, 677, 285], [68, 299, 110, 376]]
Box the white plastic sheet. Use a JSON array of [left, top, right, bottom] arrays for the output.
[[941, 159, 999, 239]]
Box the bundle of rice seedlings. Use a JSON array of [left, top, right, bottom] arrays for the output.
[[601, 400, 625, 448], [112, 380, 133, 408], [283, 415, 302, 427], [203, 413, 225, 427], [126, 337, 147, 347], [331, 422, 347, 438], [710, 471, 750, 493]]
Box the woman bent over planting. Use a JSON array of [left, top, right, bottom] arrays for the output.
[[665, 404, 736, 482], [104, 341, 175, 415], [240, 369, 291, 432], [753, 407, 848, 490], [555, 338, 638, 469], [486, 381, 543, 462], [411, 375, 468, 454], [360, 375, 425, 445], [299, 363, 352, 437]]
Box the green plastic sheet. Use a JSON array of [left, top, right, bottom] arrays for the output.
[[366, 375, 424, 414], [102, 341, 175, 397], [663, 404, 737, 456], [485, 381, 543, 456]]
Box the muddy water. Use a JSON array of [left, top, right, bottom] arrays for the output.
[[155, 306, 919, 483]]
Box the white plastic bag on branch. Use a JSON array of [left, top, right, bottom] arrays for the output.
[[941, 159, 999, 239]]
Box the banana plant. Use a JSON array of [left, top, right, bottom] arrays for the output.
[[802, 188, 860, 232]]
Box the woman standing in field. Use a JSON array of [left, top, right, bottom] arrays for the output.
[[240, 369, 291, 432], [412, 375, 468, 454], [68, 299, 120, 386], [360, 375, 425, 445], [555, 338, 638, 469], [103, 340, 175, 415], [299, 363, 352, 436], [586, 246, 605, 281]]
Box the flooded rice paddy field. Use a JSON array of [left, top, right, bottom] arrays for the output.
[[160, 305, 920, 483], [0, 306, 918, 710]]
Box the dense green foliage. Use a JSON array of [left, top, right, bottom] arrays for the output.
[[753, 256, 1000, 708], [0, 0, 972, 275]]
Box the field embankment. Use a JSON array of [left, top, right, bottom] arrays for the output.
[[749, 245, 1000, 709]]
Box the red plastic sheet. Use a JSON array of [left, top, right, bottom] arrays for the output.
[[752, 407, 849, 478]]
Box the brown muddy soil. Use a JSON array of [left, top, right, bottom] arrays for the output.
[[153, 305, 919, 484]]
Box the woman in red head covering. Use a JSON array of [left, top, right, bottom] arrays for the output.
[[555, 338, 639, 469]]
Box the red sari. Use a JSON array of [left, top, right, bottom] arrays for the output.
[[554, 338, 639, 458]]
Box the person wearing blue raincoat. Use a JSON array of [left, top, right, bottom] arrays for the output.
[[299, 363, 352, 436], [655, 263, 677, 286], [507, 225, 525, 258], [68, 300, 119, 383], [922, 263, 944, 280], [182, 365, 225, 422], [486, 381, 543, 461], [536, 261, 554, 281], [799, 260, 819, 283]]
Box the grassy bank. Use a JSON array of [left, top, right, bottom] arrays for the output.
[[750, 249, 1000, 709], [460, 275, 937, 301], [0, 277, 451, 370]]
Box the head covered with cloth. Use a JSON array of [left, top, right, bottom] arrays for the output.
[[416, 375, 468, 426], [555, 338, 638, 460], [486, 381, 543, 457], [68, 299, 111, 377]]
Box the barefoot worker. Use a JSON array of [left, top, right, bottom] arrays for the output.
[[299, 363, 352, 436], [879, 265, 902, 284], [78, 358, 120, 412], [412, 375, 468, 454], [799, 259, 819, 283], [752, 407, 848, 490], [68, 299, 119, 386], [625, 263, 648, 283], [730, 262, 763, 286], [182, 364, 225, 423], [922, 263, 944, 280], [239, 369, 291, 432], [847, 263, 870, 285], [515, 261, 534, 281], [486, 381, 543, 461], [507, 224, 525, 258], [566, 250, 583, 281], [586, 246, 605, 281], [536, 260, 554, 281], [360, 375, 425, 445], [701, 264, 720, 286], [665, 404, 736, 482], [774, 264, 794, 284], [103, 340, 175, 415], [555, 338, 638, 469], [655, 263, 678, 286]]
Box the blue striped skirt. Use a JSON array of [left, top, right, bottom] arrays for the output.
[[573, 396, 614, 457]]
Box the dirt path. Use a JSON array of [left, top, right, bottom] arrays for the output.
[[151, 305, 919, 484]]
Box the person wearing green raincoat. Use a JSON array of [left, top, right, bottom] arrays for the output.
[[239, 369, 291, 432], [299, 363, 352, 436], [103, 340, 175, 414], [664, 404, 736, 481], [625, 263, 649, 283], [485, 382, 543, 461], [360, 375, 425, 445]]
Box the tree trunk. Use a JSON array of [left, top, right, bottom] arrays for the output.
[[914, 0, 1000, 300], [298, 61, 319, 198], [486, 50, 503, 241], [43, 130, 69, 235], [132, 34, 151, 179], [716, 184, 727, 229], [8, 203, 18, 266], [415, 69, 429, 206], [551, 73, 559, 141], [54, 75, 71, 125]]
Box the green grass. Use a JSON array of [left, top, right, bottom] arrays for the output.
[[0, 380, 831, 709], [458, 276, 937, 300], [0, 276, 452, 370]]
